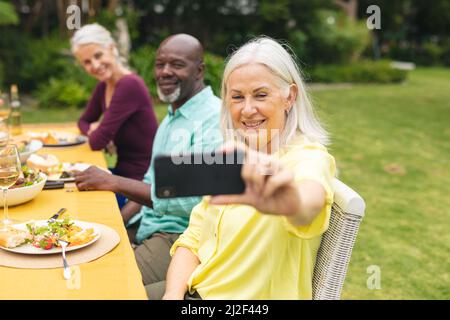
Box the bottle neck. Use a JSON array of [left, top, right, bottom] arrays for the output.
[[11, 100, 20, 109], [10, 90, 20, 109]]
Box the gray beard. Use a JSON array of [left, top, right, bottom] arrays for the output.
[[157, 85, 181, 103]]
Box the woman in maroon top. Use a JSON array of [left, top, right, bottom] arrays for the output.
[[71, 24, 158, 183]]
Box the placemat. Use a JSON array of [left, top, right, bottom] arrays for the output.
[[0, 223, 120, 269]]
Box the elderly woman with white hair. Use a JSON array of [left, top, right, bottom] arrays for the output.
[[70, 23, 158, 207], [146, 36, 336, 300]]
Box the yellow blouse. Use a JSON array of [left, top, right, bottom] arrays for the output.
[[170, 133, 336, 299]]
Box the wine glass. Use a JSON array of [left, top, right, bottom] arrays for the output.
[[0, 118, 9, 147], [0, 92, 11, 121], [0, 145, 21, 231]]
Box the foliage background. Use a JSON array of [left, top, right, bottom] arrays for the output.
[[0, 0, 449, 300], [4, 0, 450, 106]]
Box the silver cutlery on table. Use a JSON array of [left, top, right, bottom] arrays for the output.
[[48, 208, 67, 223], [59, 239, 71, 280], [46, 208, 70, 279]]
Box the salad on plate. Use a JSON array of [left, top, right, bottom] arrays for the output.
[[0, 217, 100, 253]]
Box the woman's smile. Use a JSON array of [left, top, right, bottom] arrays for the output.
[[241, 119, 266, 129], [95, 65, 108, 76]]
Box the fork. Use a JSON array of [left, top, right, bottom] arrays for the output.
[[48, 208, 67, 223], [59, 239, 71, 280]]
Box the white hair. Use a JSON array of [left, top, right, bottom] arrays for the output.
[[221, 36, 329, 146], [70, 23, 123, 64]]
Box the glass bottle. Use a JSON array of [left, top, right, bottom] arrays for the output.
[[10, 85, 22, 135]]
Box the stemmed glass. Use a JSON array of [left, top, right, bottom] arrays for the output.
[[0, 145, 21, 231], [0, 92, 11, 122], [0, 119, 9, 147]]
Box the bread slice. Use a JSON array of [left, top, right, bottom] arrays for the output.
[[26, 154, 60, 174], [0, 228, 30, 248]]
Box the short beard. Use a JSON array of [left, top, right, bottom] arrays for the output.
[[157, 85, 181, 104]]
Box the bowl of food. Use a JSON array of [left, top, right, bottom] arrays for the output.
[[17, 140, 44, 164], [10, 136, 44, 164], [1, 167, 47, 207]]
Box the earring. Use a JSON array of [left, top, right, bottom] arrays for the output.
[[285, 106, 292, 116]]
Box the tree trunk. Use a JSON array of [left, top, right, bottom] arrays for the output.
[[56, 0, 70, 39], [334, 0, 358, 21], [108, 0, 120, 13], [24, 0, 44, 33], [115, 18, 131, 65], [89, 0, 102, 17]]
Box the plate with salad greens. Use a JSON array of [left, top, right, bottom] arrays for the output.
[[0, 218, 101, 255], [1, 168, 46, 207]]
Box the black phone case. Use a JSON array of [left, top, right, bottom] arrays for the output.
[[44, 181, 65, 190], [154, 150, 245, 198]]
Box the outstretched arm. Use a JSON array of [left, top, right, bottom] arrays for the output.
[[163, 247, 200, 300], [209, 147, 327, 226]]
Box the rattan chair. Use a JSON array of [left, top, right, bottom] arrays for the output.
[[312, 179, 366, 300]]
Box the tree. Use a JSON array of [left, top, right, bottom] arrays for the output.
[[0, 1, 19, 25]]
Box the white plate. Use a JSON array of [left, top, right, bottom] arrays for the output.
[[44, 135, 87, 147], [19, 140, 44, 164], [27, 132, 87, 147], [46, 163, 110, 182], [0, 220, 101, 255], [47, 163, 91, 182]]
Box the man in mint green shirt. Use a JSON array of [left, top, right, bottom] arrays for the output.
[[74, 34, 222, 288], [128, 84, 221, 241]]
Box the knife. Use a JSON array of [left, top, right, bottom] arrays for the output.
[[48, 208, 67, 223]]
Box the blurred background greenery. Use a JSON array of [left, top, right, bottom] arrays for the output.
[[0, 0, 449, 299], [2, 0, 449, 107]]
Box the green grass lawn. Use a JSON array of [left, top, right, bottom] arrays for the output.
[[21, 68, 450, 299], [312, 68, 450, 299], [22, 104, 168, 124]]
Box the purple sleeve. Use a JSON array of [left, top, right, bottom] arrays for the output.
[[78, 83, 104, 135], [88, 77, 148, 150]]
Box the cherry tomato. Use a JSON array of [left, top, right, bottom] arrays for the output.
[[42, 241, 53, 250], [33, 238, 54, 250]]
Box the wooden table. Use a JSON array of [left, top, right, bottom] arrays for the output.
[[0, 124, 147, 299]]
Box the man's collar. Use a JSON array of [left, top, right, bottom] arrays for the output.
[[168, 86, 214, 119]]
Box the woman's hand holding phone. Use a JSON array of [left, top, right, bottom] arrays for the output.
[[209, 144, 301, 218]]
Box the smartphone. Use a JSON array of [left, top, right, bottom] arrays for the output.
[[44, 180, 65, 190], [154, 150, 245, 198]]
